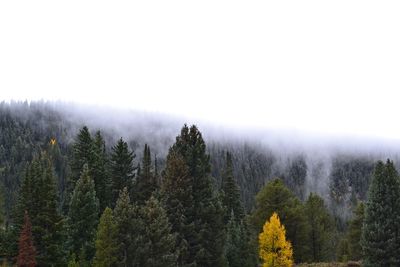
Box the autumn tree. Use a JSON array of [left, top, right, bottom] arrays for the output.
[[17, 211, 36, 267], [259, 212, 293, 267]]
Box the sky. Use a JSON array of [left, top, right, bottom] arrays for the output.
[[1, 1, 400, 139]]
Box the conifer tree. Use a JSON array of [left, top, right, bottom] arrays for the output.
[[93, 207, 118, 267], [361, 159, 400, 266], [17, 211, 36, 267], [169, 124, 225, 267], [304, 193, 334, 262], [348, 202, 364, 261], [259, 212, 293, 267], [221, 151, 244, 222], [139, 196, 178, 267], [250, 179, 308, 263], [132, 144, 158, 205], [71, 126, 93, 186], [110, 138, 136, 205], [68, 164, 99, 263], [92, 131, 111, 212]]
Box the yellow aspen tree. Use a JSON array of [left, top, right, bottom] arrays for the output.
[[259, 212, 293, 267]]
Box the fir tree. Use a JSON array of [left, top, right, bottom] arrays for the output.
[[361, 159, 400, 267], [259, 212, 293, 267], [110, 138, 136, 206], [132, 144, 158, 205], [71, 126, 93, 186], [68, 164, 99, 263], [304, 193, 334, 262], [139, 196, 178, 267], [348, 202, 365, 261], [93, 207, 118, 267], [221, 151, 244, 222], [17, 211, 36, 267], [92, 131, 111, 212]]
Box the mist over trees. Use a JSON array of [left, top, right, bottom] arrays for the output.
[[1, 101, 400, 265]]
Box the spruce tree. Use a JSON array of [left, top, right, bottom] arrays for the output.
[[304, 193, 334, 262], [68, 164, 99, 263], [71, 126, 93, 186], [361, 160, 400, 267], [92, 131, 111, 212], [132, 144, 158, 205], [221, 151, 244, 222], [139, 196, 178, 267], [17, 211, 36, 267], [168, 124, 225, 266], [93, 207, 118, 267], [110, 138, 136, 206], [348, 202, 365, 261]]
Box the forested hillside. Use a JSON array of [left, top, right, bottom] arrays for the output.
[[0, 101, 399, 266]]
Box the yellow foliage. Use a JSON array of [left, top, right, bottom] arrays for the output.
[[259, 212, 293, 267], [50, 138, 56, 146]]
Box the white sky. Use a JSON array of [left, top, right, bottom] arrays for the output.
[[1, 1, 400, 139]]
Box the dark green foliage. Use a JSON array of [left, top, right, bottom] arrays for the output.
[[132, 144, 158, 205], [221, 152, 244, 222], [361, 160, 400, 267], [92, 131, 112, 212], [93, 207, 118, 267], [139, 196, 178, 267], [167, 124, 226, 267], [250, 179, 309, 263], [348, 202, 365, 261], [68, 164, 99, 263], [288, 155, 307, 200], [12, 154, 66, 266], [71, 126, 93, 186], [110, 138, 136, 206], [304, 193, 334, 262]]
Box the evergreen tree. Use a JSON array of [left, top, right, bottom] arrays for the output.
[[361, 159, 400, 267], [139, 196, 178, 267], [93, 207, 118, 267], [304, 193, 334, 262], [348, 202, 365, 261], [71, 126, 93, 186], [132, 144, 158, 205], [221, 151, 244, 222], [169, 124, 225, 267], [92, 131, 111, 212], [259, 212, 293, 267], [110, 138, 136, 206], [68, 164, 99, 263], [161, 150, 195, 266], [250, 179, 308, 263], [17, 211, 36, 267]]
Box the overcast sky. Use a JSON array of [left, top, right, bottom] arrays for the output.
[[1, 1, 400, 139]]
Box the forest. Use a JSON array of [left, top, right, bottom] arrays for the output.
[[0, 101, 398, 266]]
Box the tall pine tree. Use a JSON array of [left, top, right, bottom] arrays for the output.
[[110, 138, 136, 206], [71, 126, 93, 186], [348, 202, 365, 261], [17, 211, 36, 267], [361, 160, 400, 266], [68, 164, 99, 263]]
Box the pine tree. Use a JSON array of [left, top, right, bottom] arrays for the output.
[[361, 159, 400, 266], [71, 126, 93, 186], [17, 211, 36, 267], [348, 202, 364, 261], [304, 193, 334, 262], [132, 144, 158, 205], [161, 150, 195, 266], [110, 138, 136, 206], [139, 196, 178, 267], [92, 131, 111, 212], [259, 212, 293, 267], [250, 179, 308, 263], [93, 207, 118, 267], [221, 151, 244, 223], [68, 164, 99, 263], [169, 124, 225, 267]]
